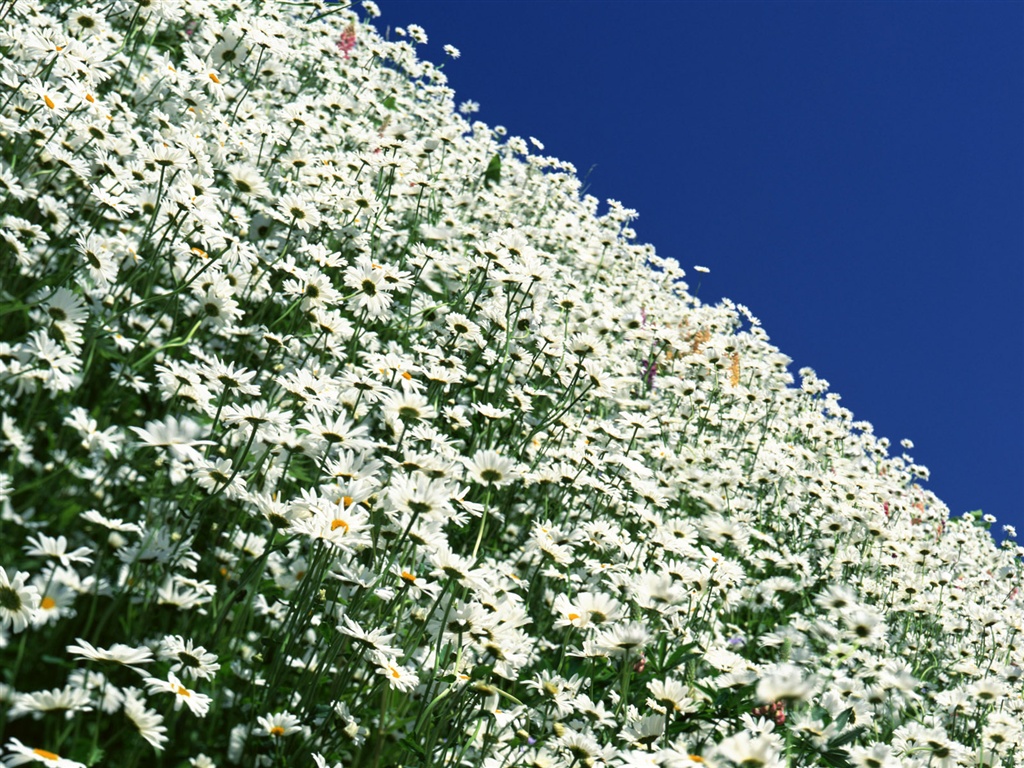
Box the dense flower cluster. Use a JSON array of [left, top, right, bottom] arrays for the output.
[[1, 1, 1022, 766]]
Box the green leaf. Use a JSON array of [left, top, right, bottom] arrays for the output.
[[382, 95, 397, 110], [819, 749, 854, 768], [399, 736, 427, 759], [827, 725, 867, 749], [483, 154, 501, 187]]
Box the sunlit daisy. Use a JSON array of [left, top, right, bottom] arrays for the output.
[[256, 710, 302, 738], [66, 638, 154, 673], [158, 636, 221, 681], [143, 671, 211, 717], [463, 449, 518, 487]]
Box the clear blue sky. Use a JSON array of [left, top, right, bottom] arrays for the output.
[[377, 1, 1024, 541]]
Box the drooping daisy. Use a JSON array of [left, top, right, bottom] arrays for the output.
[[122, 688, 168, 751], [312, 750, 346, 768], [7, 686, 94, 721], [337, 615, 402, 657], [143, 671, 211, 717], [846, 742, 900, 768], [66, 638, 154, 673], [555, 727, 604, 765], [129, 416, 215, 463], [2, 738, 86, 768]]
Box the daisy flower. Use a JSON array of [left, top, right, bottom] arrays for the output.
[[144, 671, 211, 717], [381, 391, 437, 427], [67, 638, 154, 673], [463, 449, 518, 487], [158, 635, 221, 681], [343, 258, 394, 317], [23, 534, 94, 568], [594, 622, 652, 656], [75, 233, 118, 287], [256, 710, 302, 738], [29, 576, 75, 627], [277, 194, 321, 231], [0, 567, 40, 634], [129, 416, 215, 463], [122, 688, 168, 751], [372, 652, 420, 692], [42, 288, 88, 327], [337, 615, 402, 657], [2, 738, 86, 768], [226, 164, 270, 198], [387, 472, 454, 521], [8, 686, 93, 721], [753, 664, 812, 711]]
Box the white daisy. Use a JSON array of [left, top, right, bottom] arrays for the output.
[[2, 738, 86, 768], [0, 567, 40, 634], [122, 688, 168, 751], [66, 638, 154, 673], [23, 534, 94, 568], [158, 635, 221, 681], [256, 710, 302, 738], [143, 671, 211, 717], [463, 449, 518, 487]]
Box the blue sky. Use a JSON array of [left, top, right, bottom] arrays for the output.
[[376, 1, 1024, 542]]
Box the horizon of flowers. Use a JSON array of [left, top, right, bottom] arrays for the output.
[[1, 1, 1022, 767]]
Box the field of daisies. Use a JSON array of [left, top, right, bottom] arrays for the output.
[[1, 1, 1023, 766]]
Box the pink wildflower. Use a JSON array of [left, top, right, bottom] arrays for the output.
[[337, 23, 357, 58]]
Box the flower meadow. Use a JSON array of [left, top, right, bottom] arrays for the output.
[[1, 1, 1023, 766]]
